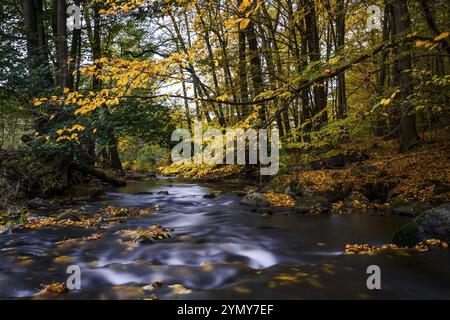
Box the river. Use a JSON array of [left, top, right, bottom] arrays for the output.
[[1, 177, 449, 299]]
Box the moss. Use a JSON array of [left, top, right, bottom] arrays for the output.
[[392, 214, 423, 247]]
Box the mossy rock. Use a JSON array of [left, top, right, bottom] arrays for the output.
[[240, 192, 270, 207], [392, 204, 450, 247]]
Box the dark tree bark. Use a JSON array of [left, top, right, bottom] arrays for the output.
[[237, 0, 249, 116], [392, 0, 420, 150], [67, 0, 81, 90], [335, 0, 347, 119], [246, 21, 266, 124], [301, 0, 327, 126], [56, 0, 69, 89], [22, 0, 53, 92]]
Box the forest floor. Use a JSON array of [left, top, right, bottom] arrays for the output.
[[265, 129, 450, 216]]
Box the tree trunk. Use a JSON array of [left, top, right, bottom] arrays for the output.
[[22, 0, 53, 92], [237, 0, 250, 116], [246, 21, 266, 124], [56, 0, 68, 89], [335, 0, 347, 119], [392, 0, 420, 151], [301, 0, 327, 126]]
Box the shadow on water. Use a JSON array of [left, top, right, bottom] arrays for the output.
[[0, 177, 449, 299]]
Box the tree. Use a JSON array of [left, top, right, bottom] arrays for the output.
[[391, 0, 420, 150]]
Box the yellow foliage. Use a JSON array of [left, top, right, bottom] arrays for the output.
[[266, 193, 295, 207]]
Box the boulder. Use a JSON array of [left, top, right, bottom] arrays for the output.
[[235, 191, 247, 197], [0, 225, 11, 235], [157, 191, 169, 195], [294, 195, 331, 214], [203, 192, 216, 199], [27, 198, 52, 211], [9, 224, 27, 233], [310, 154, 346, 170], [55, 211, 82, 222], [390, 201, 432, 217], [351, 165, 377, 176], [392, 204, 450, 247], [240, 192, 270, 207]]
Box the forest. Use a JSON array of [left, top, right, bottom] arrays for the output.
[[0, 0, 449, 300]]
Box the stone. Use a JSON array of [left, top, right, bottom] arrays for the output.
[[390, 201, 432, 217], [294, 195, 331, 214], [203, 192, 216, 199], [351, 165, 377, 176], [240, 192, 270, 207], [235, 191, 247, 197], [55, 211, 82, 222], [324, 154, 347, 168], [27, 198, 52, 211], [157, 191, 169, 195], [392, 204, 450, 247], [10, 224, 27, 233]]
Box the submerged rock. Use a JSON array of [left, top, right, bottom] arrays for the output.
[[251, 208, 274, 215], [240, 192, 270, 207], [203, 192, 216, 199], [9, 224, 27, 233], [392, 204, 450, 247], [158, 191, 169, 195]]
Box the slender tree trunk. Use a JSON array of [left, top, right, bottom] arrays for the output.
[[335, 0, 347, 119], [302, 0, 327, 126], [67, 0, 80, 90], [237, 0, 250, 116], [56, 0, 68, 89], [392, 0, 420, 150], [246, 21, 266, 124], [22, 0, 53, 92]]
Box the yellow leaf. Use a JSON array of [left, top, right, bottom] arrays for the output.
[[415, 40, 428, 47], [239, 18, 251, 30], [380, 98, 391, 106], [53, 256, 73, 264], [238, 0, 253, 13], [434, 32, 449, 42], [225, 19, 240, 30]]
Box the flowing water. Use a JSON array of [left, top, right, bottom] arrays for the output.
[[1, 177, 449, 299]]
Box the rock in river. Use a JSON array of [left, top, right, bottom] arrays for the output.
[[240, 192, 270, 207], [392, 204, 450, 247], [203, 192, 216, 199], [27, 198, 53, 211]]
